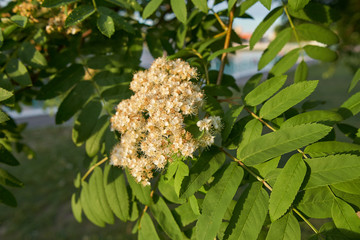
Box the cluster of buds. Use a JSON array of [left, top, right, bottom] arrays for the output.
[[45, 7, 80, 35], [110, 57, 221, 185], [12, 0, 43, 23]]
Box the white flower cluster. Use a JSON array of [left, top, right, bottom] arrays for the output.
[[196, 116, 222, 147], [110, 57, 220, 185]]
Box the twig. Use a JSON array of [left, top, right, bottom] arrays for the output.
[[81, 157, 108, 181], [138, 190, 155, 229]]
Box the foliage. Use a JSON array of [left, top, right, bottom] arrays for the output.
[[1, 0, 360, 239]]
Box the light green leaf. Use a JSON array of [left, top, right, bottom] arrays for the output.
[[189, 195, 200, 215], [158, 176, 185, 204], [196, 162, 244, 240], [138, 212, 160, 240], [170, 0, 187, 23], [65, 5, 95, 27], [260, 80, 318, 120], [304, 141, 360, 158], [332, 197, 360, 238], [295, 186, 333, 218], [192, 0, 208, 13], [56, 81, 94, 124], [71, 193, 82, 223], [332, 178, 360, 195], [228, 0, 237, 13], [97, 13, 115, 38], [265, 212, 300, 240], [105, 0, 142, 11], [173, 201, 198, 227], [180, 146, 226, 199], [251, 156, 280, 179], [294, 60, 308, 83], [0, 88, 13, 102], [176, 23, 187, 48], [282, 110, 343, 128], [297, 23, 339, 45], [85, 116, 109, 157], [304, 154, 360, 189], [150, 196, 183, 240], [174, 161, 189, 196], [18, 42, 47, 68], [250, 7, 283, 49], [245, 75, 287, 106], [0, 110, 9, 124], [304, 45, 338, 62], [142, 0, 163, 19], [269, 154, 306, 221], [222, 105, 244, 141], [348, 68, 360, 93], [208, 45, 247, 61], [258, 28, 292, 70], [0, 168, 23, 188], [224, 182, 269, 240], [288, 0, 310, 10], [260, 0, 272, 10], [125, 170, 151, 205], [6, 58, 32, 86], [269, 48, 300, 76], [339, 91, 360, 119], [103, 164, 129, 221], [42, 0, 78, 8], [80, 182, 105, 227], [10, 15, 27, 28], [238, 123, 332, 166]]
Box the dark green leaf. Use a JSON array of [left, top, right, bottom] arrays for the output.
[[245, 75, 287, 106], [0, 168, 23, 188], [208, 45, 247, 61], [173, 201, 198, 227], [42, 0, 78, 8], [71, 193, 82, 223], [97, 13, 115, 38], [250, 7, 283, 49], [287, 2, 341, 24], [0, 144, 19, 166], [142, 0, 163, 19], [269, 48, 300, 76], [180, 146, 226, 199], [174, 161, 189, 196], [265, 212, 301, 240], [260, 80, 318, 120], [19, 42, 47, 68], [282, 110, 342, 128], [258, 28, 292, 70], [294, 60, 308, 83], [304, 141, 360, 158], [0, 185, 17, 207], [125, 170, 151, 205], [176, 23, 187, 48], [222, 105, 243, 141], [170, 0, 187, 23], [297, 23, 339, 45], [65, 5, 95, 27], [304, 45, 338, 62], [332, 197, 360, 238], [56, 81, 94, 124], [146, 30, 163, 58], [259, 0, 272, 10], [243, 73, 263, 97], [238, 123, 332, 166], [85, 116, 109, 157], [348, 68, 360, 93], [10, 15, 27, 28], [288, 0, 310, 10], [192, 0, 208, 13], [269, 154, 306, 221], [138, 212, 160, 240], [5, 58, 32, 86]]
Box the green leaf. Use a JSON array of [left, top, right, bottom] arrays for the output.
[[170, 0, 187, 23], [297, 23, 339, 45], [180, 146, 226, 199], [228, 0, 237, 12], [0, 185, 17, 207], [125, 170, 152, 205], [80, 181, 105, 227], [269, 48, 300, 76], [192, 0, 208, 13], [105, 0, 142, 11], [0, 168, 23, 188], [85, 116, 109, 158], [348, 68, 360, 93], [251, 156, 280, 179], [196, 162, 244, 240], [55, 81, 94, 124], [150, 196, 183, 240], [265, 212, 301, 240], [287, 2, 341, 24], [250, 7, 283, 49], [37, 64, 84, 100], [72, 99, 102, 146], [295, 186, 333, 218], [208, 45, 247, 61], [65, 5, 95, 27], [88, 167, 114, 224], [173, 201, 198, 227], [71, 193, 82, 223], [176, 23, 187, 48], [304, 45, 338, 62], [0, 144, 19, 166], [269, 154, 306, 221], [331, 188, 360, 210], [332, 178, 360, 195], [237, 118, 263, 152], [288, 0, 310, 10], [10, 15, 27, 28], [224, 182, 269, 240], [189, 195, 200, 215], [142, 0, 163, 19], [304, 141, 360, 158], [282, 110, 343, 128], [0, 29, 3, 48], [243, 73, 263, 97], [5, 58, 32, 86], [332, 197, 360, 238], [259, 0, 272, 10], [203, 95, 224, 116], [260, 80, 318, 120], [0, 110, 9, 124], [339, 91, 360, 119], [294, 60, 308, 83], [18, 42, 47, 68], [245, 75, 287, 106], [222, 105, 244, 141], [97, 13, 115, 38], [236, 0, 258, 16], [158, 176, 185, 204], [258, 28, 292, 70], [42, 0, 78, 8], [174, 161, 189, 196], [238, 123, 332, 166], [304, 154, 360, 189], [103, 164, 129, 221], [0, 88, 13, 102], [138, 212, 160, 240]]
